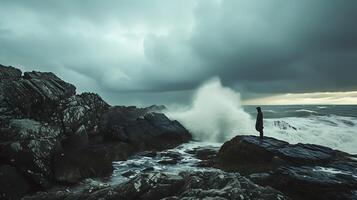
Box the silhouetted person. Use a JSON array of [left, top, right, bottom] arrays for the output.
[[255, 107, 263, 139]]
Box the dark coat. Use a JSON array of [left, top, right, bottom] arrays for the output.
[[255, 112, 263, 131]]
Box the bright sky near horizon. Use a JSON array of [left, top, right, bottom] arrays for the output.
[[243, 91, 357, 105]]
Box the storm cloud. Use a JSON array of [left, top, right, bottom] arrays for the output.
[[0, 0, 356, 105]]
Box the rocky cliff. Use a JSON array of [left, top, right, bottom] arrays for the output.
[[0, 64, 191, 199]]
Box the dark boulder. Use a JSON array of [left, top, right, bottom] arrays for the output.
[[100, 107, 191, 150], [263, 166, 357, 200], [0, 119, 62, 188], [216, 135, 350, 173], [216, 136, 288, 173], [215, 135, 357, 200]]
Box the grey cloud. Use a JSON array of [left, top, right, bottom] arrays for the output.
[[0, 0, 356, 105], [189, 0, 357, 93]]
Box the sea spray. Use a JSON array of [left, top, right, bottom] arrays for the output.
[[166, 78, 254, 142]]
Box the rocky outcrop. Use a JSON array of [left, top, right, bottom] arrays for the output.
[[0, 67, 76, 121], [0, 64, 192, 199], [0, 64, 22, 78], [23, 170, 290, 200], [215, 136, 357, 200], [100, 106, 191, 150], [59, 92, 110, 147], [0, 119, 62, 189]]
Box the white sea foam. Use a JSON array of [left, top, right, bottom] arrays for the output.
[[295, 109, 318, 114], [265, 115, 357, 154], [166, 77, 254, 142]]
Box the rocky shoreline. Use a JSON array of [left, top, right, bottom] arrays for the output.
[[1, 64, 357, 200], [0, 64, 191, 199]]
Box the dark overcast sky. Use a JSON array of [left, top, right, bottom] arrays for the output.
[[0, 0, 356, 106]]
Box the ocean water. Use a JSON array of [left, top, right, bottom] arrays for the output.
[[165, 79, 357, 155], [244, 105, 357, 154]]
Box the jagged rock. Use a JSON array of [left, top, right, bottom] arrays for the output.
[[0, 119, 62, 188], [100, 107, 191, 150], [58, 92, 110, 149], [0, 64, 22, 79], [60, 93, 109, 139], [0, 65, 22, 118], [0, 66, 76, 120], [0, 165, 31, 200], [178, 171, 288, 200], [215, 135, 357, 200], [115, 172, 185, 200], [24, 171, 289, 200]]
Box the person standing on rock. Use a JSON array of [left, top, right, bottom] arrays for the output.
[[255, 107, 264, 139]]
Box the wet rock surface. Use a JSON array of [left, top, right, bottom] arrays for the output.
[[0, 64, 192, 199], [215, 135, 357, 200], [23, 170, 289, 200], [0, 119, 62, 189]]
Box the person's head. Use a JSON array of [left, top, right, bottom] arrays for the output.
[[256, 107, 262, 112]]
